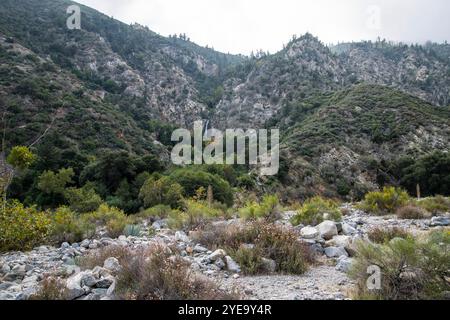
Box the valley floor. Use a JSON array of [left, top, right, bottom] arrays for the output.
[[0, 205, 448, 300]]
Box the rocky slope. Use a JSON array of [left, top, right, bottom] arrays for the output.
[[0, 205, 448, 300]]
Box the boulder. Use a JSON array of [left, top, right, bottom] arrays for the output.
[[335, 256, 354, 273], [175, 231, 190, 243], [225, 256, 241, 273], [193, 244, 208, 253], [66, 272, 89, 299], [95, 276, 115, 289], [103, 257, 121, 273], [208, 249, 226, 262], [342, 223, 357, 235], [326, 235, 352, 250], [430, 216, 450, 227], [317, 221, 338, 240], [324, 247, 348, 258], [261, 258, 277, 273], [214, 258, 226, 270], [300, 226, 319, 239]]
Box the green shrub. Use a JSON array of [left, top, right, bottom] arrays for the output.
[[349, 231, 450, 300], [82, 204, 129, 238], [6, 146, 36, 170], [196, 222, 314, 275], [138, 205, 173, 219], [416, 196, 450, 215], [123, 224, 142, 237], [367, 227, 411, 244], [65, 186, 102, 213], [0, 200, 52, 252], [291, 196, 342, 226], [233, 246, 264, 275], [239, 195, 281, 221], [50, 207, 92, 244], [167, 200, 223, 231], [360, 187, 410, 215], [139, 176, 184, 209], [169, 168, 234, 207]]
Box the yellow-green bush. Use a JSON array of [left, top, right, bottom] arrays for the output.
[[0, 200, 52, 252], [82, 204, 129, 238], [167, 200, 223, 230], [239, 195, 281, 221], [360, 187, 410, 215], [291, 196, 342, 226], [51, 207, 93, 244], [138, 205, 173, 220], [416, 196, 450, 215], [349, 230, 450, 300]]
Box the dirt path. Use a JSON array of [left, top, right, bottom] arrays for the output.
[[219, 264, 353, 300]]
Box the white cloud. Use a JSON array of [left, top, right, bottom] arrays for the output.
[[75, 0, 450, 55]]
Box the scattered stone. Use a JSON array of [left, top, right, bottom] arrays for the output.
[[225, 256, 241, 273], [300, 226, 319, 239], [335, 256, 354, 273], [208, 249, 226, 262], [193, 244, 208, 253], [342, 223, 357, 235], [66, 272, 89, 300], [95, 276, 115, 289], [261, 258, 277, 273], [326, 235, 352, 250], [317, 221, 338, 240], [175, 231, 190, 243], [430, 216, 450, 227], [214, 258, 226, 270], [324, 247, 348, 258], [103, 257, 121, 273]]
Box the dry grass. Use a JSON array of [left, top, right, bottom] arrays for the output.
[[77, 245, 132, 271], [367, 227, 411, 244], [115, 245, 240, 300], [194, 221, 315, 275], [29, 277, 70, 300], [396, 205, 431, 220]]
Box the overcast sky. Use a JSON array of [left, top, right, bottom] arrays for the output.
[[76, 0, 450, 55]]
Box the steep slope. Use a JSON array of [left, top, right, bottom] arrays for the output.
[[0, 34, 163, 156], [0, 0, 244, 127], [274, 84, 450, 200], [214, 36, 449, 129], [214, 34, 348, 128], [333, 41, 450, 107]]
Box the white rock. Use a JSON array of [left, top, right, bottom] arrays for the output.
[[326, 235, 352, 249], [261, 258, 277, 273], [335, 256, 354, 273], [175, 231, 190, 243], [1, 263, 11, 274], [342, 223, 357, 235], [317, 221, 338, 240], [103, 257, 121, 273], [324, 247, 348, 258], [208, 249, 226, 262], [300, 226, 319, 239], [225, 256, 241, 273], [80, 239, 91, 249], [66, 272, 89, 299], [214, 258, 226, 270]]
